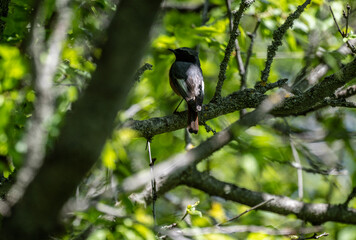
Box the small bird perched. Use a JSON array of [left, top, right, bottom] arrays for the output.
[[169, 47, 204, 134]]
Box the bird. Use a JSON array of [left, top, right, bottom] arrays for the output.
[[169, 47, 204, 134]]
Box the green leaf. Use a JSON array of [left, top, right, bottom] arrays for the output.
[[186, 201, 202, 217]]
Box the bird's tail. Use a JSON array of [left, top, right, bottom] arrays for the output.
[[187, 105, 199, 134]]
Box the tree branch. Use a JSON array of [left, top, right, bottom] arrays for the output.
[[241, 19, 260, 89], [124, 87, 266, 138], [225, 0, 246, 80], [182, 168, 356, 225], [166, 225, 323, 238], [217, 198, 274, 226], [125, 58, 356, 137]]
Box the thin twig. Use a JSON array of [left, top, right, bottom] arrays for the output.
[[343, 186, 356, 207], [202, 0, 210, 25], [343, 5, 351, 37], [173, 99, 184, 113], [329, 6, 344, 37], [202, 122, 217, 135], [147, 140, 157, 225], [330, 5, 356, 54], [217, 198, 274, 226], [242, 19, 260, 88], [165, 225, 323, 237], [256, 78, 288, 93], [225, 0, 246, 79], [291, 139, 303, 200], [260, 0, 311, 84], [299, 97, 356, 115], [184, 128, 193, 151], [296, 232, 329, 240], [271, 158, 348, 176], [212, 0, 255, 101]]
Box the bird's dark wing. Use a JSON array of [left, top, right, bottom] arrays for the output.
[[169, 61, 192, 100]]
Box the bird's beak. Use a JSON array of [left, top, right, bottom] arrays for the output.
[[168, 48, 175, 53]]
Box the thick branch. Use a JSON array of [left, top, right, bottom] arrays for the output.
[[125, 88, 266, 138], [166, 225, 323, 238], [126, 58, 355, 137], [182, 168, 356, 225]]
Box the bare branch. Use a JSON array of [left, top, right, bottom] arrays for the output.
[[201, 0, 210, 25], [330, 6, 344, 37], [343, 186, 356, 207], [260, 0, 311, 84], [291, 139, 303, 200], [330, 5, 356, 54], [165, 225, 323, 238], [287, 97, 356, 116], [217, 198, 274, 226], [272, 159, 348, 176], [225, 0, 246, 81], [242, 19, 261, 88], [297, 232, 329, 239], [147, 140, 157, 225], [182, 168, 356, 225]]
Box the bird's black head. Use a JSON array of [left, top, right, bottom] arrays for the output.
[[169, 47, 199, 64]]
